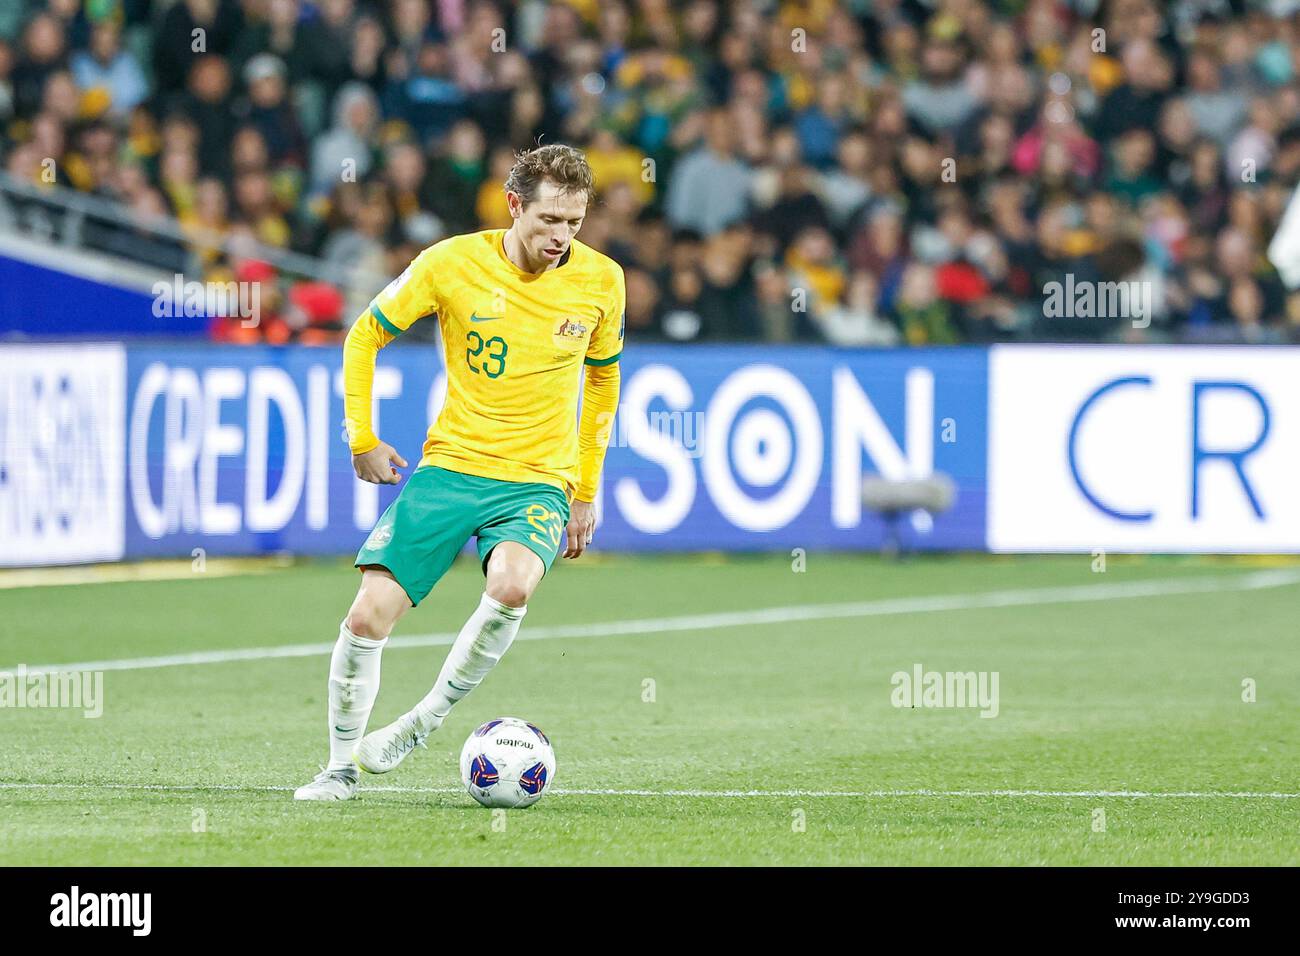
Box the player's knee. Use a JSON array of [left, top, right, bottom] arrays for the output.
[[485, 578, 531, 609], [344, 603, 392, 640], [484, 543, 542, 608]]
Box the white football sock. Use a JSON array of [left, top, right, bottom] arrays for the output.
[[326, 623, 387, 771], [412, 593, 526, 734]]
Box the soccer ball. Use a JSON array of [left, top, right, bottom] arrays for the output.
[[459, 717, 556, 809]]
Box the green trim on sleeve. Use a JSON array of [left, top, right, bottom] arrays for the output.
[[369, 303, 403, 337], [584, 351, 621, 367]]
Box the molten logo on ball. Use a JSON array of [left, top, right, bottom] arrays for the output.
[[460, 716, 556, 809]]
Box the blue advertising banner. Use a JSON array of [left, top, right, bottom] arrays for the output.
[[124, 344, 406, 558], [10, 340, 1294, 566], [112, 343, 988, 561], [599, 345, 987, 551]]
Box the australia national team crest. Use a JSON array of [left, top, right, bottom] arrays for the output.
[[365, 523, 393, 550], [552, 318, 589, 358], [554, 318, 588, 341]]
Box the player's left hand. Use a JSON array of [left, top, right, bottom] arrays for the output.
[[563, 499, 597, 559]]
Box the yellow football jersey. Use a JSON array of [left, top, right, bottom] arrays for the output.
[[355, 229, 624, 496]]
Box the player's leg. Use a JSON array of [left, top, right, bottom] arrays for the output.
[[331, 568, 411, 758], [292, 569, 411, 801], [355, 478, 567, 774], [412, 541, 543, 726], [296, 466, 471, 799], [354, 544, 546, 774]]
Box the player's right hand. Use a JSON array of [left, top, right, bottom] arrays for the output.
[[353, 442, 408, 484]]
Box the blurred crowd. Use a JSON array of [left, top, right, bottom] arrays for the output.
[[4, 0, 1300, 345]]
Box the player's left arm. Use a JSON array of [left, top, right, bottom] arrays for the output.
[[565, 267, 625, 559]]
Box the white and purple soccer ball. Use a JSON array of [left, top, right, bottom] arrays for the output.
[[459, 717, 556, 809]]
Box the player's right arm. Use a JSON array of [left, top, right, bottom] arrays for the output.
[[342, 247, 442, 483], [343, 313, 408, 484]]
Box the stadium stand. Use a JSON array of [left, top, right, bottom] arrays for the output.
[[3, 0, 1300, 345]]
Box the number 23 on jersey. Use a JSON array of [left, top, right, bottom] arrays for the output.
[[466, 331, 508, 378]]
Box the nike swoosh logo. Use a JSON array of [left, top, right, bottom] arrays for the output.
[[335, 726, 358, 735], [470, 314, 502, 323]]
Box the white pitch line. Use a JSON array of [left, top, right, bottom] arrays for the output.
[[0, 782, 1296, 799], [10, 568, 1300, 676]]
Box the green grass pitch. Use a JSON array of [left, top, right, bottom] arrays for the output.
[[1, 552, 1297, 866]]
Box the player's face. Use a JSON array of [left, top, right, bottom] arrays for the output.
[[510, 179, 587, 270]]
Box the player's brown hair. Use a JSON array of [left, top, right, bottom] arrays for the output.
[[504, 143, 595, 208]]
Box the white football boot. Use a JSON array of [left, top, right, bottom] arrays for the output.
[[293, 766, 359, 801], [353, 712, 428, 774]]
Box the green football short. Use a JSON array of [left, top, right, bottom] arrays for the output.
[[354, 465, 570, 606]]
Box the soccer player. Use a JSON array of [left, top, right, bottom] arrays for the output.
[[294, 144, 623, 800]]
